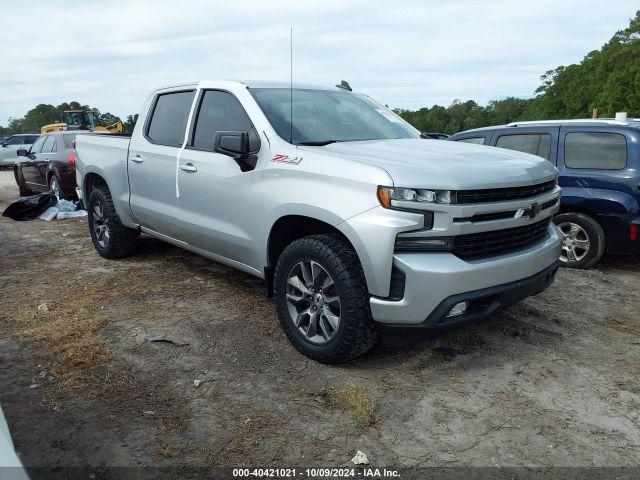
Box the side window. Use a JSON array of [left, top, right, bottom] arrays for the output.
[[4, 136, 24, 146], [30, 136, 47, 153], [565, 132, 627, 170], [25, 135, 39, 144], [42, 135, 56, 153], [458, 137, 485, 145], [192, 90, 260, 152], [146, 90, 196, 147], [496, 134, 551, 160], [538, 134, 552, 161]]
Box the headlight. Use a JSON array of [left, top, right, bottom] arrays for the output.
[[377, 186, 456, 208]]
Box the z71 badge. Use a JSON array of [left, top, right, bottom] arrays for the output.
[[271, 154, 303, 165]]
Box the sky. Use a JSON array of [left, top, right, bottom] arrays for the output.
[[0, 0, 637, 126]]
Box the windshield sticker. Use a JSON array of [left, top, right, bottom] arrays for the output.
[[272, 154, 303, 165], [375, 108, 404, 124]]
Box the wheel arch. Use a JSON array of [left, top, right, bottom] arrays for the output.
[[265, 215, 362, 297]]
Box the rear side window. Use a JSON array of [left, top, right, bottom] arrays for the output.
[[496, 134, 552, 160], [458, 137, 485, 145], [192, 90, 260, 152], [565, 132, 627, 169], [146, 91, 196, 146]]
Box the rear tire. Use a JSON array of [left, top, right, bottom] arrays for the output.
[[554, 212, 605, 269], [49, 175, 62, 200], [14, 167, 33, 196], [87, 185, 138, 259], [274, 234, 377, 364]]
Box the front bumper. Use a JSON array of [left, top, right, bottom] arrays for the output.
[[370, 223, 562, 325]]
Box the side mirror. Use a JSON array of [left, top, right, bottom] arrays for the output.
[[16, 149, 28, 157], [213, 131, 257, 172]]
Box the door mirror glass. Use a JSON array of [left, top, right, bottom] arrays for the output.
[[16, 149, 28, 157]]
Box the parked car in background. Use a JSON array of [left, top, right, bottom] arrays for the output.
[[420, 132, 449, 140], [449, 117, 640, 268], [0, 134, 39, 168], [14, 131, 78, 199], [75, 80, 561, 363]]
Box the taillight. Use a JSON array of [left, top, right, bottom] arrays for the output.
[[631, 225, 638, 241], [69, 152, 76, 166]]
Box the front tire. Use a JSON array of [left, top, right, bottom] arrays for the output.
[[274, 234, 377, 364], [87, 185, 138, 259], [554, 212, 605, 269]]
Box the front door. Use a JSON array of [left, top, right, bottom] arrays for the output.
[[127, 89, 196, 238], [22, 135, 50, 187], [176, 89, 265, 269]]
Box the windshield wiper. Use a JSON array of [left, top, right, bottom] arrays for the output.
[[296, 140, 342, 146]]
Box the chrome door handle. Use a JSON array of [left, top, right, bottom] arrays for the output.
[[130, 155, 143, 163], [179, 163, 197, 172]]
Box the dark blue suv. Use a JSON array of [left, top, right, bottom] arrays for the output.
[[449, 119, 640, 268]]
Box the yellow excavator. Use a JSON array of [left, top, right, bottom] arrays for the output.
[[41, 109, 123, 134]]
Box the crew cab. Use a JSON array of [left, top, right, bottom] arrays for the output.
[[75, 81, 562, 363], [449, 118, 640, 268]]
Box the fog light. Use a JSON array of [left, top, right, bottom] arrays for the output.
[[446, 301, 468, 317]]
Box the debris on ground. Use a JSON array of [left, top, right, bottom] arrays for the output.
[[351, 450, 370, 465], [143, 334, 190, 346], [38, 199, 87, 221], [143, 410, 156, 418], [37, 303, 48, 312]]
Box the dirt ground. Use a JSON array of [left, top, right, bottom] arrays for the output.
[[1, 169, 639, 478]]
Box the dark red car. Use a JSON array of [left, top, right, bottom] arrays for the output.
[[14, 131, 78, 199]]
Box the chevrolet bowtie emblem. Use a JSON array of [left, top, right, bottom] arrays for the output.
[[515, 202, 541, 220]]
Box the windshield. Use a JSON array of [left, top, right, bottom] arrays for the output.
[[250, 88, 420, 145]]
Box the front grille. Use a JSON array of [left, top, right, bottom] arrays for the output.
[[455, 198, 559, 223], [457, 180, 556, 204], [453, 218, 551, 259]]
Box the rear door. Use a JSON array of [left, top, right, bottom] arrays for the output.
[[128, 89, 196, 238], [34, 135, 57, 186], [489, 126, 559, 164]]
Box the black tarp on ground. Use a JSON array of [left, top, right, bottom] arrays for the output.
[[2, 193, 57, 221]]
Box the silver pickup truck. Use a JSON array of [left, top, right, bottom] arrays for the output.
[[75, 80, 562, 363]]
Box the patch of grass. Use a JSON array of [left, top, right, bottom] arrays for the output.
[[327, 386, 377, 428], [12, 295, 113, 389], [153, 442, 180, 458]]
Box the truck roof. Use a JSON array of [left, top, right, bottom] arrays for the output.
[[153, 80, 347, 93]]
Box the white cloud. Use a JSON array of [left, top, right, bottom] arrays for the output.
[[0, 0, 637, 125]]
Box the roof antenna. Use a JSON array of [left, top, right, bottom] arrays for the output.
[[290, 27, 293, 144]]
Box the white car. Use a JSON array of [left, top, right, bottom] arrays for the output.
[[0, 134, 40, 168]]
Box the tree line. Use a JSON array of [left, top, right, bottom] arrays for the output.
[[1, 10, 638, 138], [397, 10, 639, 133]]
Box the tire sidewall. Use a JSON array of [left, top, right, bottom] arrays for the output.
[[274, 236, 374, 363], [87, 189, 111, 256], [554, 213, 605, 268]]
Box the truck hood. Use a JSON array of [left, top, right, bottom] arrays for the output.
[[302, 139, 557, 189]]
